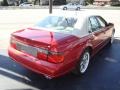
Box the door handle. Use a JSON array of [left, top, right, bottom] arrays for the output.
[[103, 31, 106, 34], [90, 34, 95, 40], [91, 33, 98, 40]]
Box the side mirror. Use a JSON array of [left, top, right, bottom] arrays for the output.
[[107, 23, 113, 26]]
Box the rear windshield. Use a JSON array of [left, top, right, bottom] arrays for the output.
[[36, 16, 77, 32]]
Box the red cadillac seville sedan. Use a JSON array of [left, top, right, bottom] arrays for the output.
[[8, 12, 115, 79]]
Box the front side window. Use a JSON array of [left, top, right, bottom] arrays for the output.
[[89, 16, 100, 32], [68, 3, 72, 5], [96, 16, 107, 28]]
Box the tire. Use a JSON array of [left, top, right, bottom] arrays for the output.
[[76, 7, 80, 10], [73, 50, 90, 75], [63, 7, 67, 10]]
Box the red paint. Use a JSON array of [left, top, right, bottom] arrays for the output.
[[8, 25, 114, 78]]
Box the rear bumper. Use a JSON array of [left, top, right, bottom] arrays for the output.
[[8, 46, 63, 79]]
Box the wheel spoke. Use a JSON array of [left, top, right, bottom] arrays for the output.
[[80, 64, 84, 71], [80, 52, 90, 73]]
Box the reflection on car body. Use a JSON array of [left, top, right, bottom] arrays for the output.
[[8, 11, 115, 79]]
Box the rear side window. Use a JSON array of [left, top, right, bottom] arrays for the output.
[[89, 16, 100, 32]]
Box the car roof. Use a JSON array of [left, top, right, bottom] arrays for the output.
[[47, 11, 100, 37]]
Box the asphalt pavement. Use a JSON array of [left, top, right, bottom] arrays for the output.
[[0, 9, 120, 90], [0, 39, 120, 90]]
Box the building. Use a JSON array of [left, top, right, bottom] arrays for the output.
[[39, 0, 80, 5], [94, 0, 120, 5], [0, 0, 81, 6]]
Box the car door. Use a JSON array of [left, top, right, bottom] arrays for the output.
[[70, 3, 75, 9], [68, 3, 73, 9], [89, 16, 105, 53], [96, 16, 112, 41]]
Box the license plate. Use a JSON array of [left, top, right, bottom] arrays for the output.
[[16, 42, 37, 57]]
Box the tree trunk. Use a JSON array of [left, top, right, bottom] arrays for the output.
[[3, 0, 9, 6], [34, 0, 37, 5], [34, 0, 40, 5], [38, 0, 40, 5]]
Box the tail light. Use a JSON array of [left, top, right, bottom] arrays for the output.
[[48, 52, 64, 63], [37, 48, 48, 61], [10, 39, 17, 49], [37, 48, 64, 63]]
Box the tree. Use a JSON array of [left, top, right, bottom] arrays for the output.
[[2, 0, 9, 6], [85, 0, 94, 4], [53, 0, 66, 5], [34, 0, 40, 5]]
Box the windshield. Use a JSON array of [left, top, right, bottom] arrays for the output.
[[36, 16, 77, 32]]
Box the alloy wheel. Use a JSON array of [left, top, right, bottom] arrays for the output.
[[80, 51, 90, 74]]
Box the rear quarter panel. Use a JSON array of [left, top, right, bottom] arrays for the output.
[[54, 35, 92, 73]]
